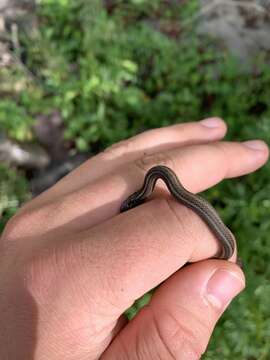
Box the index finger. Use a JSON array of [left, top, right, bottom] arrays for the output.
[[21, 119, 227, 211], [6, 140, 268, 241]]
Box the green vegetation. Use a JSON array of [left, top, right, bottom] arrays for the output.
[[0, 0, 270, 358], [0, 164, 30, 232]]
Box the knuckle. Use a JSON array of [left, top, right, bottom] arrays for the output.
[[102, 139, 134, 159], [2, 211, 30, 241], [22, 243, 71, 303], [134, 151, 175, 173], [2, 198, 68, 241], [211, 142, 229, 178], [2, 206, 49, 241], [22, 245, 56, 295], [22, 255, 47, 301]]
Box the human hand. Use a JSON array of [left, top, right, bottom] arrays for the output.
[[1, 118, 269, 359]]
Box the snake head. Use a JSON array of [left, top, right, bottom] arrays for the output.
[[120, 191, 144, 212]]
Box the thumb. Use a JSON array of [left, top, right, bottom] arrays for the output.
[[101, 260, 245, 360]]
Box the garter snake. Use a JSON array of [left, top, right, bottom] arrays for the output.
[[120, 165, 235, 260]]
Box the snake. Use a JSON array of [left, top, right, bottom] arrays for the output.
[[120, 165, 235, 260]]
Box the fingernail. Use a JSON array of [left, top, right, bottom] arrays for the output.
[[206, 269, 245, 309], [242, 140, 267, 151], [200, 118, 224, 128]]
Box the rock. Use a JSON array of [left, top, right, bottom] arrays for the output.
[[0, 0, 36, 31], [0, 132, 50, 169], [197, 0, 270, 67], [0, 0, 35, 18]]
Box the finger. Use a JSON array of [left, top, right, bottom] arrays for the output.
[[22, 118, 227, 211], [101, 260, 245, 360], [7, 140, 268, 241]]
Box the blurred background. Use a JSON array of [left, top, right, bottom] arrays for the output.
[[0, 0, 270, 358]]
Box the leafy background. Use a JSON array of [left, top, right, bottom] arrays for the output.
[[0, 0, 270, 358]]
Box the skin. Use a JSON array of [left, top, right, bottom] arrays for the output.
[[0, 117, 269, 359]]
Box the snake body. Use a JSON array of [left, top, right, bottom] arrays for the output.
[[120, 165, 235, 260]]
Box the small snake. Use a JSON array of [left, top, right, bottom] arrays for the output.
[[120, 165, 235, 260]]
